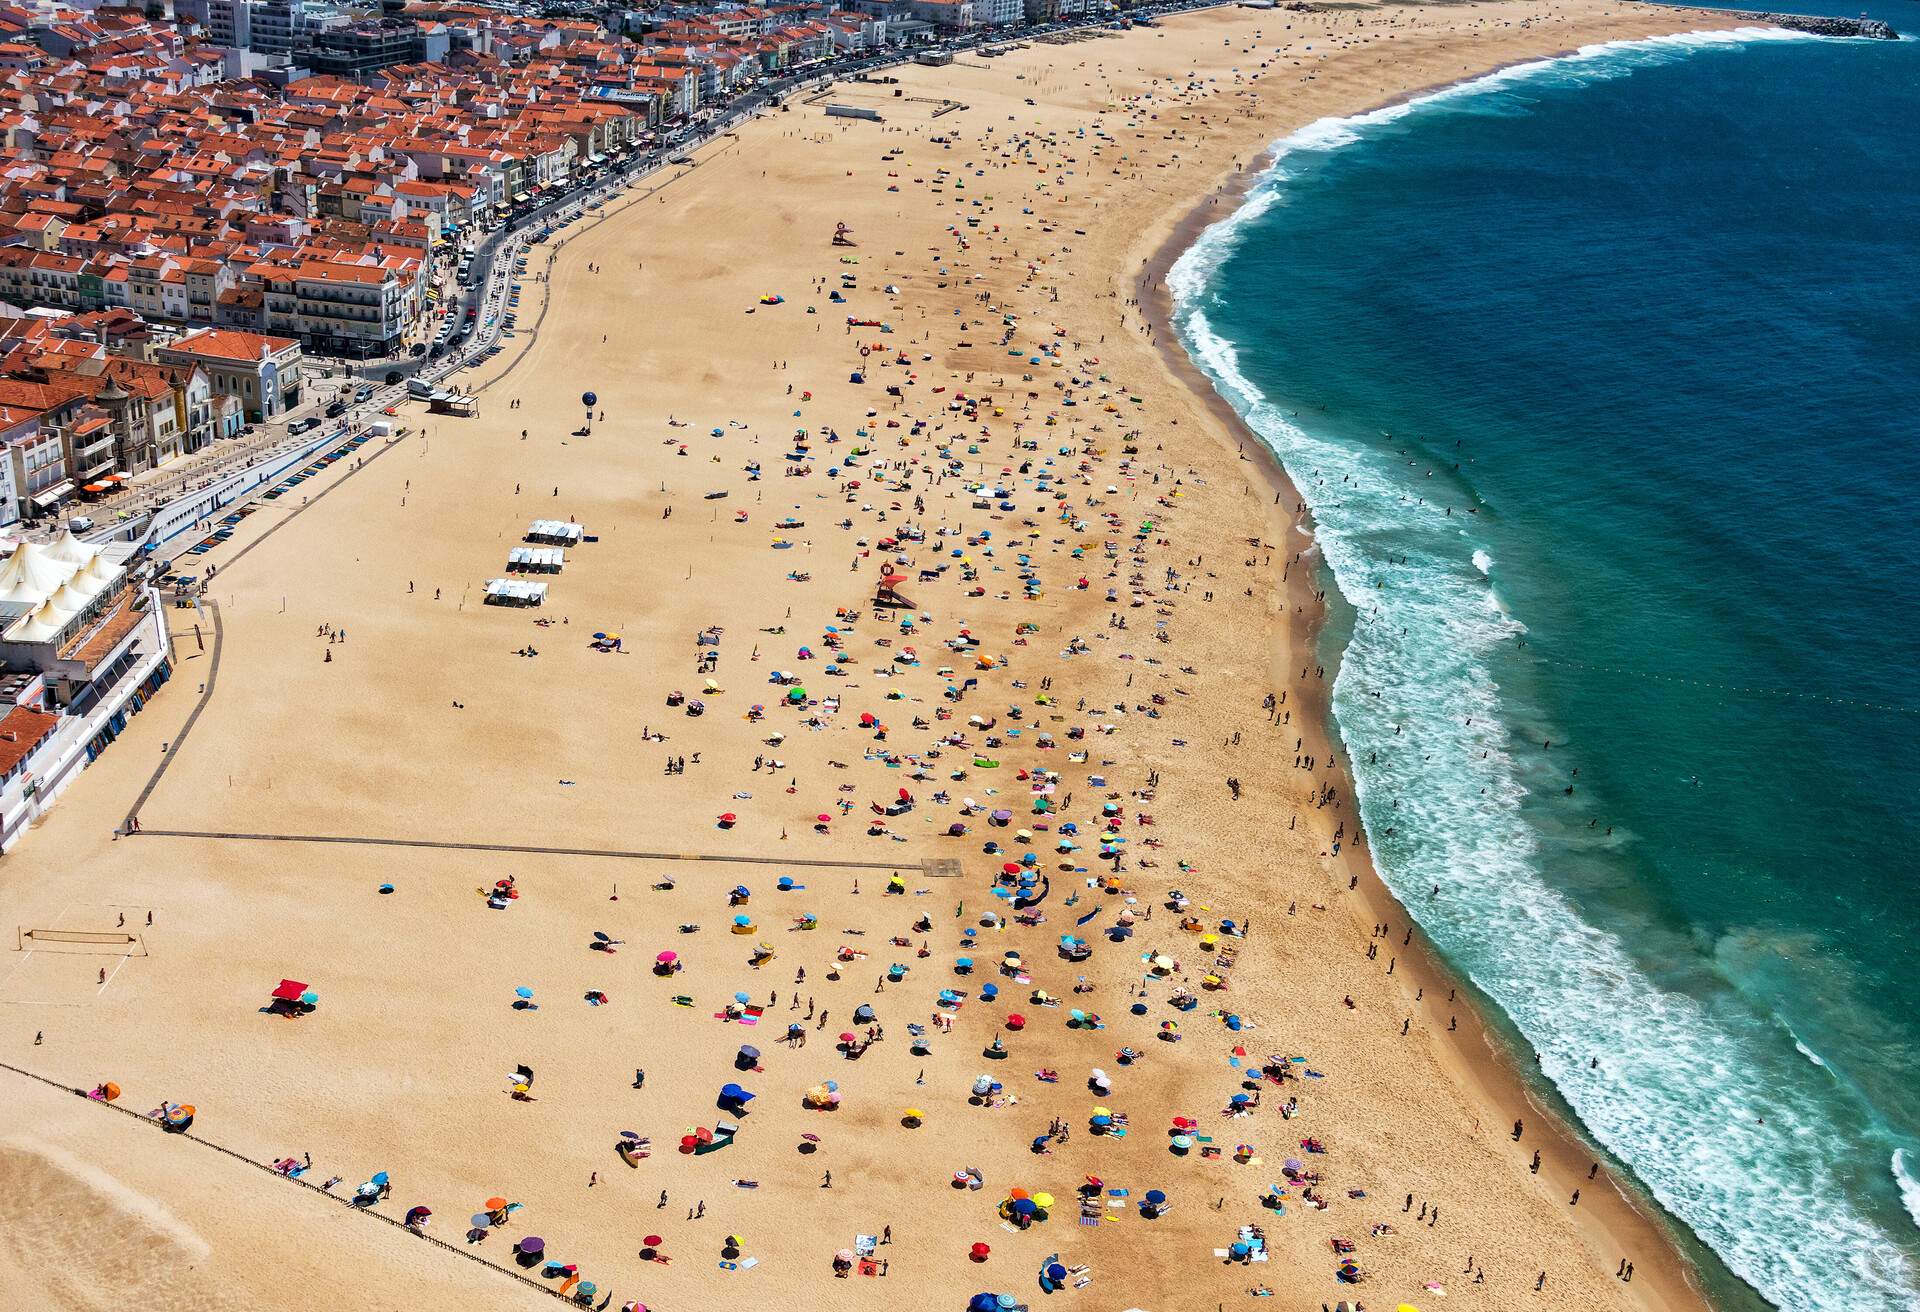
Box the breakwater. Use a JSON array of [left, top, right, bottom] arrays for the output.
[[1701, 9, 1897, 38]]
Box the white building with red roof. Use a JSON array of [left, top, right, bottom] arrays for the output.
[[155, 326, 303, 420]]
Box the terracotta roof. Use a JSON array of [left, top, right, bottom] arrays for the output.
[[0, 704, 59, 778], [163, 328, 298, 362]]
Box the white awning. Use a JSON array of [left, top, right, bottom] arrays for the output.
[[29, 481, 75, 508]]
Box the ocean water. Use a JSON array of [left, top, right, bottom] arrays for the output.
[[1169, 14, 1920, 1311]]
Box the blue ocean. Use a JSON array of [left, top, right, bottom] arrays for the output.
[[1169, 11, 1920, 1310]]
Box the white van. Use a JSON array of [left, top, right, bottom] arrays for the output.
[[68, 515, 94, 533]]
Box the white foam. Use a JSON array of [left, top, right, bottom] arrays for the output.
[[1895, 1151, 1920, 1232], [1168, 27, 1920, 1311]]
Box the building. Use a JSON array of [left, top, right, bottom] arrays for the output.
[[253, 257, 408, 359], [1, 405, 69, 526], [181, 0, 342, 55], [157, 328, 304, 421], [304, 19, 448, 79], [0, 536, 174, 853]]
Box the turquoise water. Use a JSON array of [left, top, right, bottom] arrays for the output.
[[1170, 18, 1920, 1311]]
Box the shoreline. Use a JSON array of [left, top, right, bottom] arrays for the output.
[[1126, 20, 1777, 1312]]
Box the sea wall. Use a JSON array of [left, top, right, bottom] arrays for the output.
[[1701, 9, 1897, 39]]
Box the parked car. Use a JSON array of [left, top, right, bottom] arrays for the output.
[[324, 400, 347, 418], [289, 417, 320, 435]]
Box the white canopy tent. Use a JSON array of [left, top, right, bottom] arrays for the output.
[[506, 546, 566, 573], [484, 578, 549, 607], [525, 519, 585, 546]]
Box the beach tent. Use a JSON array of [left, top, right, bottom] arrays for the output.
[[507, 546, 566, 573], [484, 578, 549, 607], [525, 519, 585, 545]]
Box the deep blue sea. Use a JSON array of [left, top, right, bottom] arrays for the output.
[[1170, 12, 1920, 1310]]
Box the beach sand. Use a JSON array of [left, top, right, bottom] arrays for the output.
[[2, 5, 1737, 1310]]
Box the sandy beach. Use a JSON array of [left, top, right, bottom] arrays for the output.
[[1, 5, 1744, 1310]]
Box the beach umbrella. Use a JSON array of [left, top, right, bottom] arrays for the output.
[[514, 986, 533, 998], [735, 991, 752, 1004], [656, 951, 677, 964], [519, 1236, 545, 1254], [837, 1248, 856, 1262], [1009, 1198, 1037, 1216], [733, 914, 752, 927], [997, 1296, 1019, 1310], [969, 1297, 1000, 1312], [470, 1212, 493, 1228], [970, 1242, 991, 1261], [486, 1197, 509, 1210], [270, 978, 308, 1001], [1283, 1158, 1304, 1174], [839, 1032, 858, 1044], [581, 392, 597, 409], [1031, 1192, 1053, 1210], [738, 1045, 760, 1062], [1144, 1189, 1167, 1206], [1046, 1263, 1067, 1282]]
